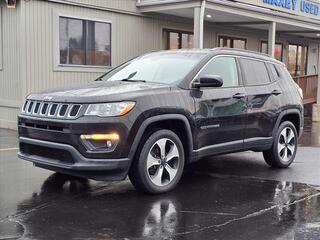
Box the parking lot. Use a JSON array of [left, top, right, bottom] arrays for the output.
[[1, 121, 320, 240]]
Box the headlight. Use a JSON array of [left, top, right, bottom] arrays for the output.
[[85, 101, 135, 117]]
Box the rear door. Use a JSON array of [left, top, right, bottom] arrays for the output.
[[193, 56, 247, 156], [238, 58, 282, 149]]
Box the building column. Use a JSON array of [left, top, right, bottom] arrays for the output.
[[193, 0, 205, 49], [268, 21, 276, 57], [312, 44, 320, 122]]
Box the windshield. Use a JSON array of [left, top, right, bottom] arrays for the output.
[[100, 52, 206, 84]]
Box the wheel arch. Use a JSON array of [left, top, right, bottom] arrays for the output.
[[273, 109, 302, 138], [128, 114, 194, 164]]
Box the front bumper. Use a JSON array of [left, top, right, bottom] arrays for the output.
[[18, 114, 133, 159], [18, 137, 131, 181]]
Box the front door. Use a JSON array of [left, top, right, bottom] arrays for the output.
[[193, 56, 247, 157]]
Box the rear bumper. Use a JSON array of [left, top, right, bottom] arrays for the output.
[[18, 137, 131, 181]]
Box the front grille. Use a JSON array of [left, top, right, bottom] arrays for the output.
[[22, 100, 82, 119], [21, 121, 65, 132], [33, 102, 41, 114], [20, 142, 75, 164]]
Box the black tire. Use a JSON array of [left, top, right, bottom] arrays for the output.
[[129, 129, 185, 194], [263, 121, 298, 168]]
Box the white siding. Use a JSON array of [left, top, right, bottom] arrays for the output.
[[53, 0, 138, 13], [21, 0, 194, 95], [0, 107, 20, 129], [0, 0, 319, 129], [307, 44, 319, 76], [0, 6, 22, 129]]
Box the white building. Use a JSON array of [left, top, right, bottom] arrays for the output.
[[0, 0, 320, 129]]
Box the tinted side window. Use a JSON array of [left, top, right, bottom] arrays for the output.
[[199, 56, 239, 87], [239, 58, 270, 85], [266, 63, 279, 81]]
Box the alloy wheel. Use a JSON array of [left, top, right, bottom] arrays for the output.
[[278, 127, 296, 162], [146, 138, 180, 187]]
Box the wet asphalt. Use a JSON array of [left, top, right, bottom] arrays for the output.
[[0, 120, 320, 239]]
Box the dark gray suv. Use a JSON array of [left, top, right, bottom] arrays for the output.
[[18, 48, 304, 194]]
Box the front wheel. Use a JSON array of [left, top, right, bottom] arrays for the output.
[[129, 129, 185, 194], [263, 121, 298, 168]]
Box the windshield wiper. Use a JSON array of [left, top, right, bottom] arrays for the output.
[[121, 79, 146, 83], [121, 71, 146, 82]]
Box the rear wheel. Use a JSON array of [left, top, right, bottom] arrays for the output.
[[129, 129, 185, 194], [263, 121, 298, 168]]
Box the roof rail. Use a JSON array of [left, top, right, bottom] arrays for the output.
[[211, 47, 271, 58], [210, 47, 285, 65]]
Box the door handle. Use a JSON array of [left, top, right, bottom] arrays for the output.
[[233, 93, 246, 99], [271, 89, 282, 95]]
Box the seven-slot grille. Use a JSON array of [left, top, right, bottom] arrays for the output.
[[22, 100, 82, 119]]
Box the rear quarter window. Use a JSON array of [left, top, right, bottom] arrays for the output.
[[239, 58, 271, 85], [266, 63, 280, 81]]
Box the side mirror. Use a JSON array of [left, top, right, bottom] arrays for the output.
[[192, 75, 223, 88]]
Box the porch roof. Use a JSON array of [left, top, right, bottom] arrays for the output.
[[137, 0, 320, 39]]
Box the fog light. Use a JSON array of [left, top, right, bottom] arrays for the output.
[[106, 140, 113, 148], [80, 133, 119, 152], [80, 133, 119, 141]]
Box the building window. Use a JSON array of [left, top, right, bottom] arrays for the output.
[[288, 44, 308, 76], [218, 36, 247, 50], [164, 29, 193, 50], [260, 41, 283, 61], [59, 16, 111, 67]]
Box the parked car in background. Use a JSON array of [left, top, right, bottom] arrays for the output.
[[18, 48, 303, 194]]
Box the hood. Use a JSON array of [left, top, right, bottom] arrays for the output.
[[27, 81, 172, 103]]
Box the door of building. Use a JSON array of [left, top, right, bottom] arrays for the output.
[[287, 44, 308, 76], [218, 36, 247, 49], [164, 29, 194, 50]]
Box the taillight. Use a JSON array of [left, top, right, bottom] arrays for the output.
[[298, 87, 303, 99], [293, 81, 303, 99]]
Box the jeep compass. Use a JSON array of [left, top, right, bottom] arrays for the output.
[[18, 48, 304, 194]]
